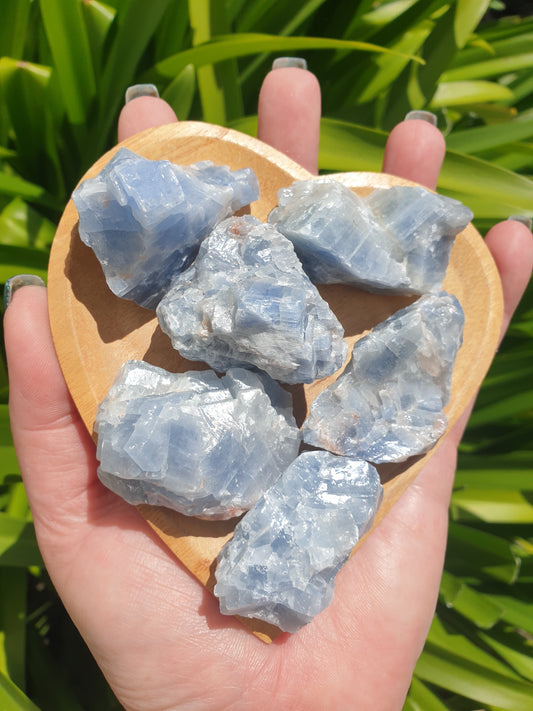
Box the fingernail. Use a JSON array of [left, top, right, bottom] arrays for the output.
[[404, 110, 438, 127], [125, 83, 159, 104], [507, 215, 532, 230], [272, 57, 307, 71], [4, 274, 46, 311]]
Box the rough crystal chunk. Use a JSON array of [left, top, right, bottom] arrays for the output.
[[95, 361, 300, 519], [214, 450, 383, 633], [268, 179, 473, 294], [156, 215, 348, 384], [302, 293, 465, 462], [73, 148, 260, 309]]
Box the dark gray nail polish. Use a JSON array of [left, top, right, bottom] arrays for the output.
[[4, 274, 46, 311], [507, 215, 532, 230], [272, 57, 308, 71], [404, 110, 438, 127], [125, 84, 159, 104]]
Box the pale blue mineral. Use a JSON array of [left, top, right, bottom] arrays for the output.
[[156, 215, 348, 384], [268, 179, 473, 294], [95, 360, 300, 519], [214, 451, 383, 633], [72, 148, 259, 309], [302, 293, 465, 463]]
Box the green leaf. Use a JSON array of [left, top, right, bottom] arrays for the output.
[[381, 5, 458, 128], [428, 612, 524, 680], [443, 52, 533, 81], [454, 0, 491, 49], [40, 0, 97, 125], [479, 627, 533, 683], [446, 523, 520, 584], [447, 117, 533, 154], [238, 0, 333, 82], [429, 79, 514, 108], [26, 627, 85, 711], [161, 65, 196, 121], [149, 33, 424, 84], [0, 173, 61, 211], [357, 0, 422, 29], [0, 405, 19, 481], [405, 676, 454, 711], [154, 0, 191, 61], [438, 151, 533, 215], [188, 0, 242, 124], [354, 20, 433, 105], [0, 515, 42, 568], [467, 390, 533, 427], [95, 0, 172, 152], [441, 188, 525, 221], [439, 570, 503, 628], [5, 483, 29, 522], [312, 116, 533, 218], [318, 118, 387, 172], [81, 0, 116, 79], [455, 452, 533, 491], [0, 569, 27, 690], [0, 0, 32, 58], [415, 642, 533, 709], [490, 595, 533, 636], [0, 669, 39, 711], [0, 245, 48, 283], [451, 489, 533, 524], [0, 54, 64, 194], [237, 0, 330, 36], [0, 198, 55, 250]]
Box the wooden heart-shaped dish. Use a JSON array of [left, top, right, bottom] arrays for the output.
[[48, 122, 503, 642]]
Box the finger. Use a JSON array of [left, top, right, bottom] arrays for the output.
[[257, 59, 321, 174], [117, 85, 178, 143], [4, 284, 110, 562], [4, 287, 117, 521], [485, 218, 533, 339], [382, 112, 445, 190], [445, 218, 533, 446], [327, 220, 533, 705], [415, 217, 533, 506]]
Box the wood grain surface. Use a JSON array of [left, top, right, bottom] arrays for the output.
[[48, 122, 503, 643]]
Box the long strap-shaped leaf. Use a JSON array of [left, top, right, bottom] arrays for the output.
[[447, 116, 533, 154], [0, 669, 39, 711], [148, 33, 424, 83], [415, 642, 533, 710], [94, 0, 171, 154], [39, 0, 96, 126], [188, 0, 243, 125], [0, 0, 32, 59]]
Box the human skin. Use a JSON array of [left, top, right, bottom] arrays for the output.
[[4, 66, 533, 710]]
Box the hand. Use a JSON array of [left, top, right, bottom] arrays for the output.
[[5, 65, 533, 711]]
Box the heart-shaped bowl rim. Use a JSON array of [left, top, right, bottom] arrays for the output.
[[48, 121, 503, 642]]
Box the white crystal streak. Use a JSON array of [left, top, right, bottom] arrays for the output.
[[95, 361, 300, 519], [156, 215, 348, 384], [302, 293, 465, 462], [73, 148, 259, 309], [268, 180, 473, 294], [214, 451, 383, 633]]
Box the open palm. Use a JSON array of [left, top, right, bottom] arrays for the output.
[[5, 67, 533, 711]]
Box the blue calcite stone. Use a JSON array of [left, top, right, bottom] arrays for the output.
[[95, 361, 300, 519], [302, 293, 465, 463], [156, 215, 348, 384], [72, 148, 259, 309], [268, 179, 473, 294], [214, 450, 383, 633]]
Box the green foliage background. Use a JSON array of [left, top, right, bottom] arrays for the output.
[[1, 1, 532, 709]]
